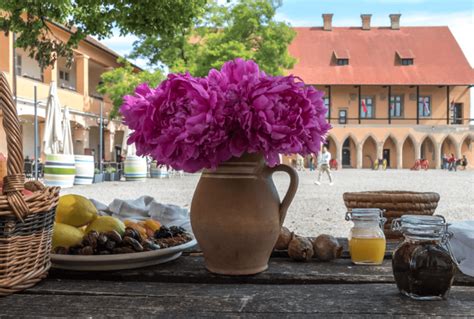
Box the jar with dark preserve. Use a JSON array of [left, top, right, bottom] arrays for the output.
[[391, 215, 457, 300]]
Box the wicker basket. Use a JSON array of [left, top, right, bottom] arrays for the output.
[[343, 191, 440, 240], [0, 72, 60, 296]]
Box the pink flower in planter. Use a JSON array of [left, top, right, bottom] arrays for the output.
[[121, 59, 331, 172]]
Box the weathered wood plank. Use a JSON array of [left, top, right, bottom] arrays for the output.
[[49, 256, 474, 286], [1, 282, 472, 317]]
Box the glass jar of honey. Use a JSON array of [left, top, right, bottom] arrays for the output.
[[391, 215, 457, 300], [345, 208, 386, 265]]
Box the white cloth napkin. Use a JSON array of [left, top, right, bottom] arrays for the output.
[[90, 196, 191, 233], [449, 221, 474, 277]]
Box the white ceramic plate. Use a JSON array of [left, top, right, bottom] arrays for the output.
[[51, 237, 197, 271]]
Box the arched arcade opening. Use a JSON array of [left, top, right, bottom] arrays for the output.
[[402, 136, 416, 169], [382, 135, 397, 168], [362, 136, 377, 169], [342, 136, 357, 168], [420, 136, 437, 169]]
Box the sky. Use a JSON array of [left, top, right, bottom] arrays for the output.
[[101, 0, 474, 70]]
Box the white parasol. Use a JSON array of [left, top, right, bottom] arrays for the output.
[[61, 106, 74, 155], [43, 82, 63, 154], [121, 126, 137, 156]]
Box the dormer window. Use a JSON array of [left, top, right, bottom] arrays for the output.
[[333, 49, 350, 66], [337, 58, 349, 66], [396, 50, 415, 66]]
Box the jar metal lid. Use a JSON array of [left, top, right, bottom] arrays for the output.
[[345, 208, 386, 222], [392, 215, 448, 238]]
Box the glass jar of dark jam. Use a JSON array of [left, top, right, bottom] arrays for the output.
[[391, 215, 457, 300]]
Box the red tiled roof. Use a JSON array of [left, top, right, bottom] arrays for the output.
[[287, 26, 473, 85]]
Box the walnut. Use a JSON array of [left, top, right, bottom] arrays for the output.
[[312, 234, 343, 261], [274, 226, 293, 250], [288, 236, 314, 262]]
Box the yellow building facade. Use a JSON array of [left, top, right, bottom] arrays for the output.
[[315, 84, 473, 169], [0, 22, 133, 163]]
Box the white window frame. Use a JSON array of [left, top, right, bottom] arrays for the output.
[[360, 96, 375, 119], [390, 95, 404, 118], [418, 96, 431, 118]]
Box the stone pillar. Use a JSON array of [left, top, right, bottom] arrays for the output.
[[434, 143, 442, 169], [336, 143, 342, 170], [104, 121, 117, 161], [415, 142, 421, 161], [104, 131, 115, 161], [356, 145, 363, 169], [377, 142, 384, 160], [43, 59, 58, 84], [76, 54, 90, 112], [76, 54, 89, 96], [454, 141, 462, 159], [396, 144, 403, 169]]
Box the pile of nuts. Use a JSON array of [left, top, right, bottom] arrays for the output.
[[274, 226, 343, 262], [54, 225, 192, 255]]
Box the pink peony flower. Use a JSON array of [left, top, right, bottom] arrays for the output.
[[121, 73, 234, 171], [121, 59, 331, 172]]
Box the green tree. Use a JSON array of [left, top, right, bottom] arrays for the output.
[[0, 0, 206, 69], [131, 0, 296, 76], [97, 60, 164, 118]]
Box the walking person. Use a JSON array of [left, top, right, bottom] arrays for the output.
[[460, 155, 468, 170], [296, 154, 304, 171], [442, 153, 448, 169], [308, 154, 315, 171], [314, 146, 333, 186], [448, 153, 457, 171]]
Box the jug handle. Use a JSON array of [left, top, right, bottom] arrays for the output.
[[267, 164, 299, 225]]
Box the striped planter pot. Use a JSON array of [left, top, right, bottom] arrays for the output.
[[74, 155, 94, 185], [44, 154, 76, 188], [150, 161, 169, 179], [124, 156, 147, 181]]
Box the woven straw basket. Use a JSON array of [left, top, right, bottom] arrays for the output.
[[0, 72, 60, 296], [343, 191, 440, 240]]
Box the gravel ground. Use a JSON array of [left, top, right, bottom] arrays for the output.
[[62, 169, 474, 237]]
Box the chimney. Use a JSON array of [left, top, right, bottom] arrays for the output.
[[322, 13, 333, 31], [361, 14, 372, 30], [389, 14, 401, 30]]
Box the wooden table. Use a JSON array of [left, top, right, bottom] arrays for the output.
[[1, 240, 473, 317]]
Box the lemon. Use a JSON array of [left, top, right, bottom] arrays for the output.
[[56, 194, 98, 227], [52, 223, 84, 249], [85, 216, 125, 236]]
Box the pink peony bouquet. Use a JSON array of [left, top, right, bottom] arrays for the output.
[[121, 59, 331, 172]]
